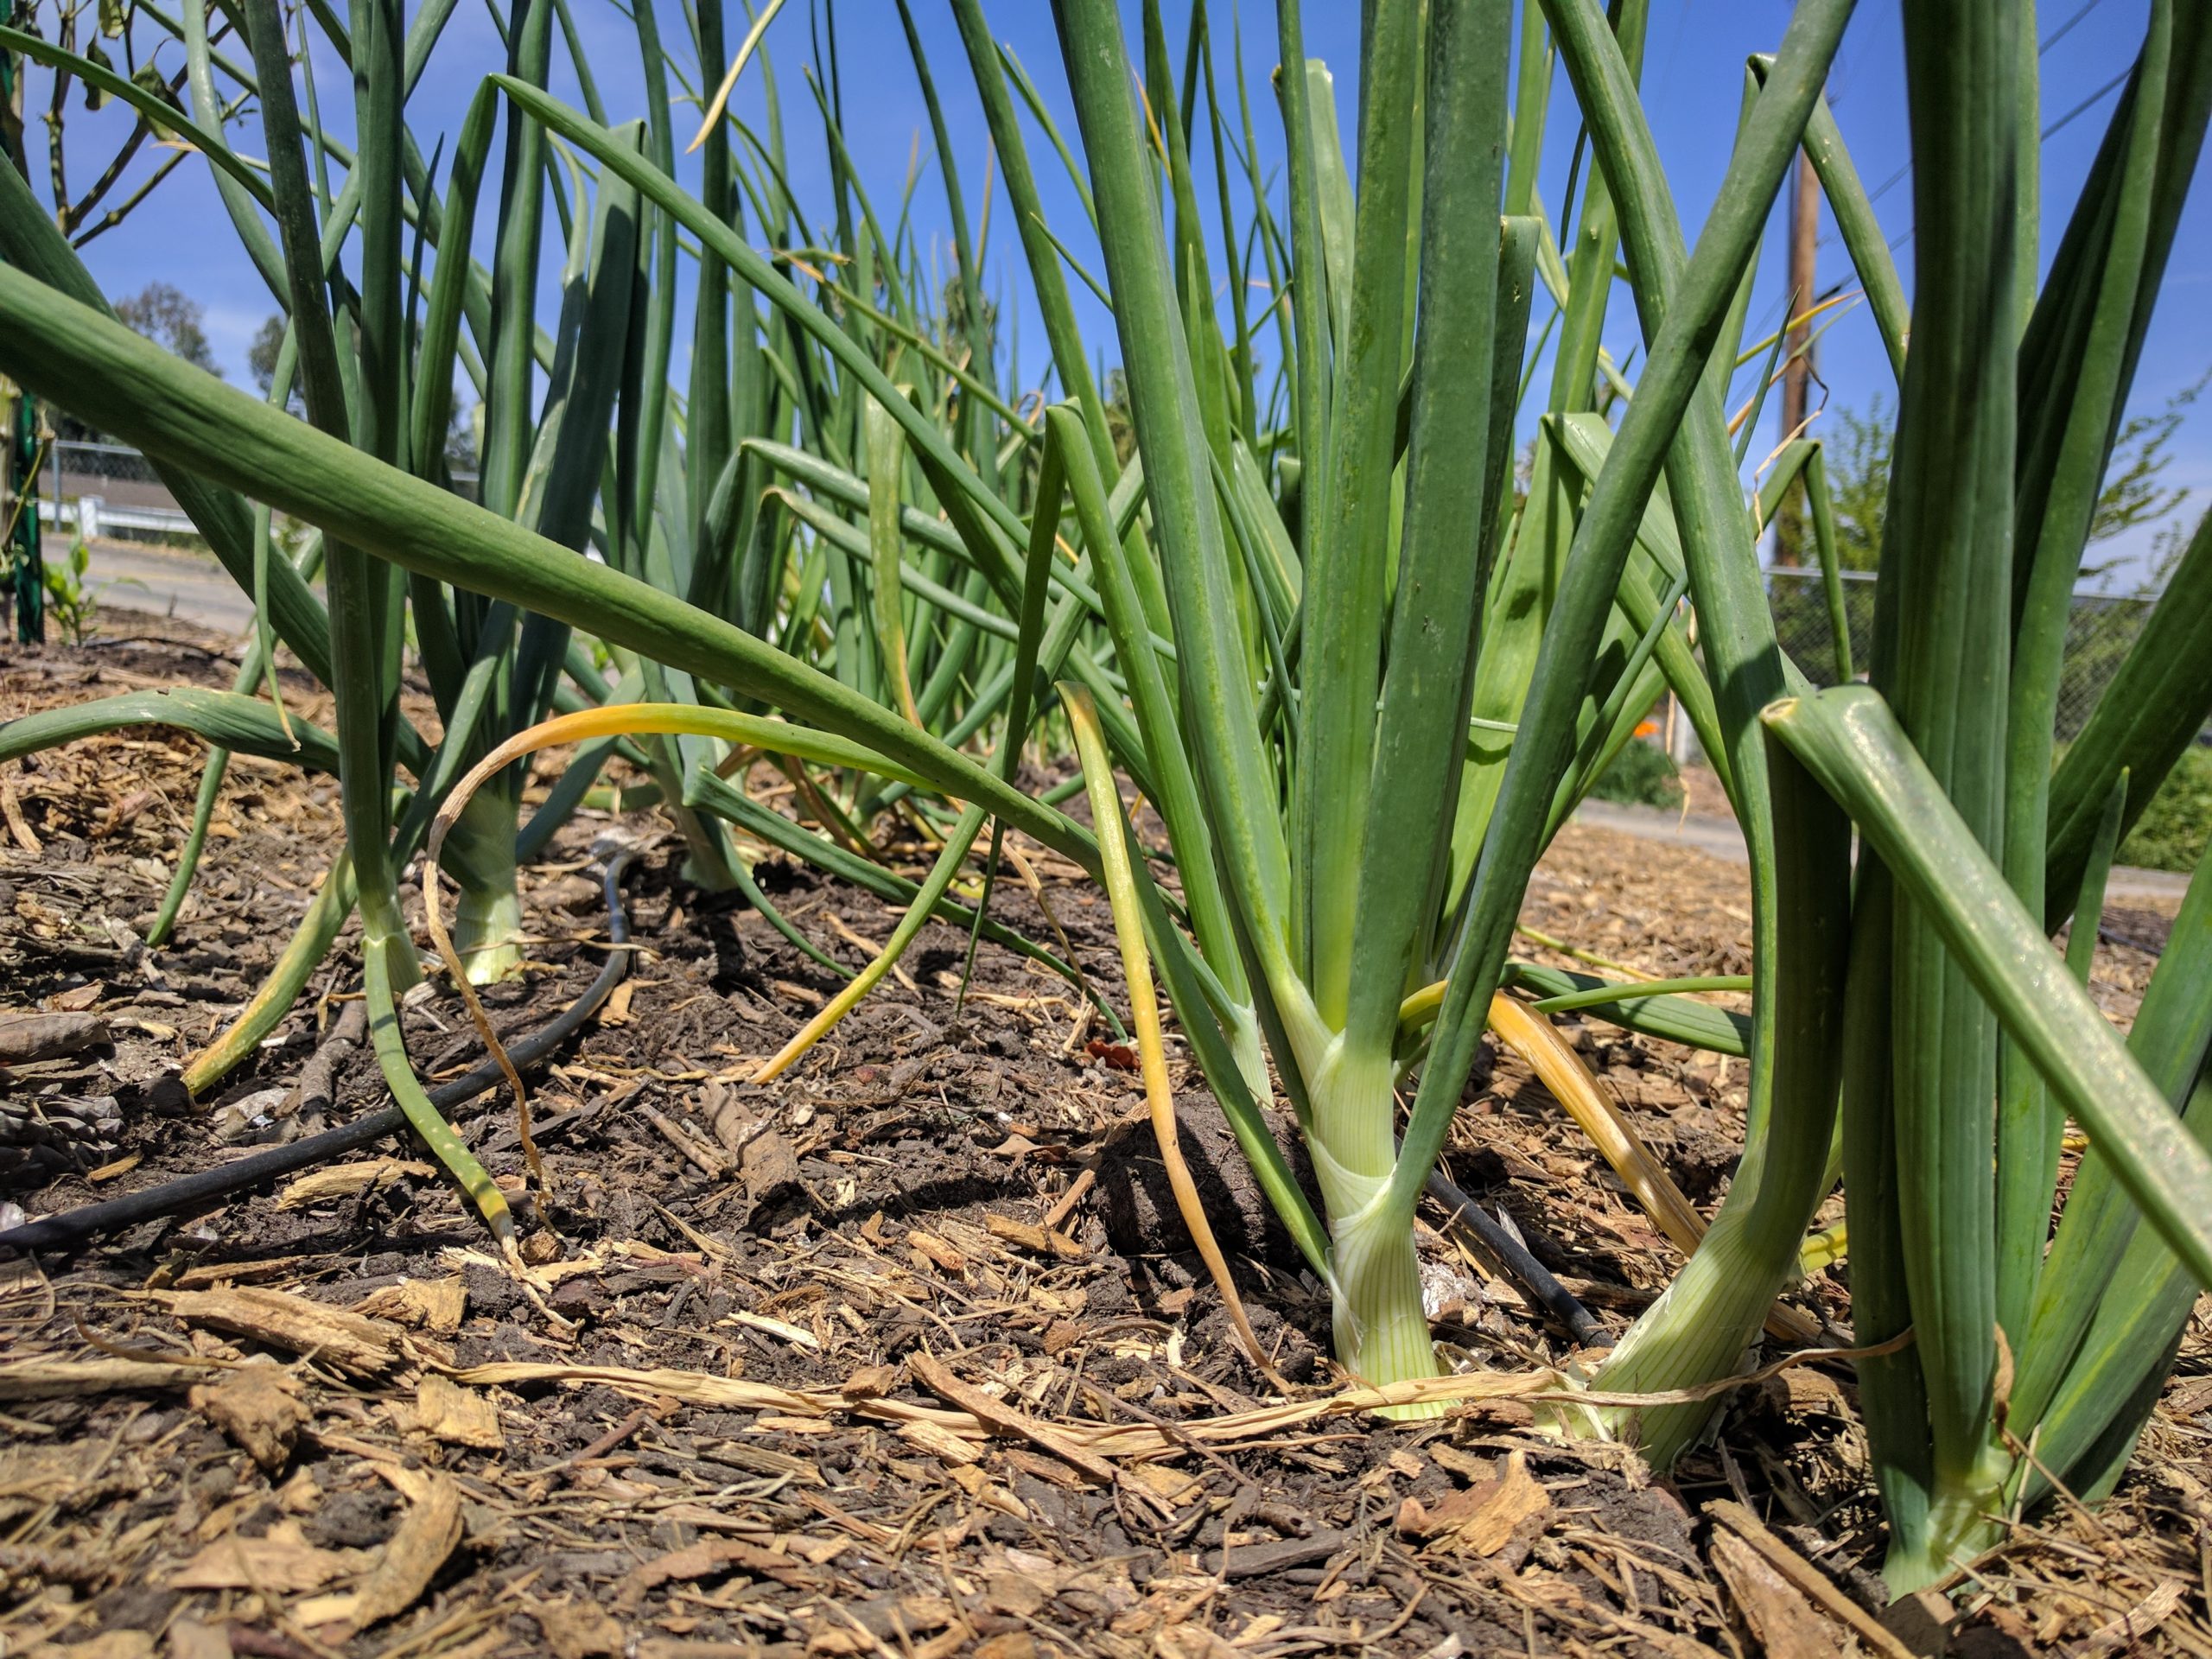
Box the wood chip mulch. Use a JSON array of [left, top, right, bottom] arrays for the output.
[[2, 613, 2207, 1657]]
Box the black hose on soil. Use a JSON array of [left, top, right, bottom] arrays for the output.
[[0, 849, 639, 1257]]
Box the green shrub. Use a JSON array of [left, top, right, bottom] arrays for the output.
[[2119, 744, 2212, 873], [1588, 736, 1684, 810]]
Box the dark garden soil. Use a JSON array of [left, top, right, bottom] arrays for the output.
[[2, 612, 2207, 1658]]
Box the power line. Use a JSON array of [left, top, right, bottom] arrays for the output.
[[2040, 0, 2104, 57], [1862, 162, 1909, 208], [1820, 50, 2132, 257], [2044, 67, 2132, 142]]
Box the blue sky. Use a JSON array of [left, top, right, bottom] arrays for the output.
[[27, 0, 2209, 588]]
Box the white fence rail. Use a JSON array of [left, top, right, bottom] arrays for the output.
[[37, 493, 198, 540]]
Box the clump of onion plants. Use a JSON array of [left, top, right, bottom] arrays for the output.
[[0, 0, 1086, 1104], [1011, 0, 2212, 1592], [1, 0, 2208, 1599]]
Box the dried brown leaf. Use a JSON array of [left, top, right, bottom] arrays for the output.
[[906, 1351, 1116, 1486], [1395, 1449, 1550, 1556], [614, 1537, 817, 1610], [300, 1465, 462, 1634]]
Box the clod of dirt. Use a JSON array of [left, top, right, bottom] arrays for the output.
[[1094, 1090, 1312, 1269], [302, 1486, 399, 1551]]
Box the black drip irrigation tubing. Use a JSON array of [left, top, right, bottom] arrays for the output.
[[1423, 1167, 1610, 1350], [0, 848, 639, 1258]]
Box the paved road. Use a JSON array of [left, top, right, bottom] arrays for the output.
[[62, 535, 259, 639], [1573, 798, 2192, 906]]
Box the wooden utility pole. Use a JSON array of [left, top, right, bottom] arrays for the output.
[[1774, 149, 1819, 565], [1, 0, 41, 641]]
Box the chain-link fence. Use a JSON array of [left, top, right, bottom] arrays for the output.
[[1764, 565, 2185, 742], [54, 438, 172, 510], [38, 438, 198, 542]]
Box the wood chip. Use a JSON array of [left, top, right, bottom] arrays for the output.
[[277, 1158, 435, 1209], [0, 1011, 109, 1064], [840, 1363, 899, 1399], [536, 1598, 629, 1659], [985, 1212, 1089, 1261], [640, 1103, 730, 1179], [354, 1274, 467, 1336], [174, 1255, 315, 1290], [407, 1373, 504, 1450], [897, 1418, 984, 1467], [188, 1364, 308, 1471], [1711, 1527, 1845, 1659], [154, 1286, 424, 1376], [1122, 1462, 1202, 1507], [739, 1123, 802, 1207], [1707, 1501, 1916, 1659], [906, 1230, 966, 1274], [726, 1308, 820, 1350], [0, 1357, 213, 1401], [46, 1632, 155, 1659], [165, 1620, 232, 1659], [1201, 1527, 1347, 1580]]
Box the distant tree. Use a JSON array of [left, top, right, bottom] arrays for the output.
[[2145, 502, 2206, 592], [2085, 370, 2205, 562], [1818, 375, 2203, 575], [445, 398, 480, 477], [247, 315, 285, 394], [1822, 396, 1894, 571], [114, 282, 221, 377]]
